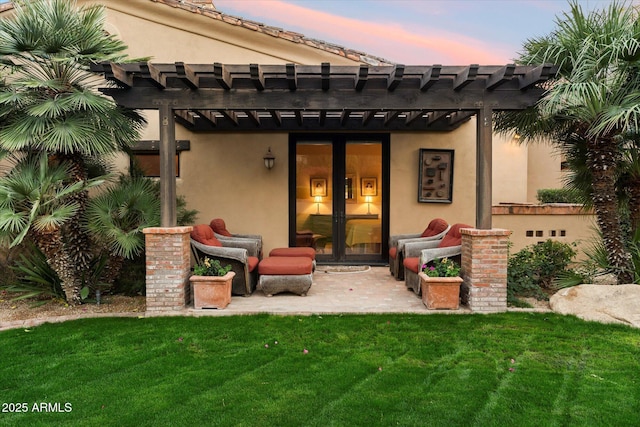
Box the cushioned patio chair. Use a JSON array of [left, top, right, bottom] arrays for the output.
[[190, 224, 259, 296], [402, 223, 472, 295], [388, 218, 450, 280], [210, 218, 263, 258]]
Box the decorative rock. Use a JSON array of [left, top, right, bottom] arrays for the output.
[[550, 284, 640, 328]]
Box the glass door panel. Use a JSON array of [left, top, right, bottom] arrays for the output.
[[295, 143, 333, 256], [344, 142, 382, 259], [292, 134, 388, 264]]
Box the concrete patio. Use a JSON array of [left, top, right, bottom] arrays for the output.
[[177, 266, 473, 317]]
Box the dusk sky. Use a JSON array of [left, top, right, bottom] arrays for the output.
[[215, 0, 623, 64]]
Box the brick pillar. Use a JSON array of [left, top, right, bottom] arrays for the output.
[[143, 226, 193, 312], [460, 228, 511, 313]]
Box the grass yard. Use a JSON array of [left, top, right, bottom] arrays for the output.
[[0, 313, 639, 426]]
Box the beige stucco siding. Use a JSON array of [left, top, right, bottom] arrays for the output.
[[527, 142, 563, 202], [493, 206, 597, 260], [492, 134, 529, 204], [175, 131, 290, 253], [98, 0, 360, 65], [390, 126, 477, 236]]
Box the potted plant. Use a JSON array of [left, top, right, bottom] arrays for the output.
[[190, 257, 235, 309], [418, 257, 463, 310]]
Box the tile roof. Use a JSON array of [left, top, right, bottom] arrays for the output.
[[151, 0, 392, 65], [0, 1, 392, 65]]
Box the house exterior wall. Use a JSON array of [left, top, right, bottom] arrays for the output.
[[493, 205, 596, 259], [0, 0, 594, 260], [527, 142, 563, 202], [492, 133, 529, 204], [389, 129, 477, 236]]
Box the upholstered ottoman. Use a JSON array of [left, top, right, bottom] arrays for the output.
[[269, 247, 316, 270], [258, 256, 313, 296]]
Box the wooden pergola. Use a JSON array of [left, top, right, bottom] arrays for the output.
[[91, 62, 556, 229]]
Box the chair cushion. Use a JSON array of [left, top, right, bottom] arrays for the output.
[[210, 218, 232, 237], [191, 224, 222, 247], [421, 218, 449, 237], [438, 223, 472, 248], [259, 257, 313, 275], [269, 247, 316, 260], [247, 256, 260, 272], [403, 257, 420, 273], [389, 247, 397, 259]]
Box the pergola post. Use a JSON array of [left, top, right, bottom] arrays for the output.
[[476, 106, 493, 229], [159, 103, 177, 227]]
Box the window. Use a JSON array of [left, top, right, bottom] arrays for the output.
[[130, 140, 190, 177]]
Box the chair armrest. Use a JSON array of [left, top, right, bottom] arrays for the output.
[[389, 233, 422, 248], [420, 245, 462, 266], [233, 233, 262, 241], [404, 240, 441, 257], [190, 239, 248, 263], [397, 236, 444, 252], [216, 236, 260, 257]]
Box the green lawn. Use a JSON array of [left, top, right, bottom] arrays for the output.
[[0, 313, 638, 426]]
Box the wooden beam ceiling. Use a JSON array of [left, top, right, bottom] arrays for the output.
[[92, 62, 556, 132]]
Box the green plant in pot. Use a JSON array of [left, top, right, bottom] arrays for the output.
[[190, 257, 235, 309], [419, 257, 462, 310], [193, 257, 232, 277], [422, 257, 461, 277]]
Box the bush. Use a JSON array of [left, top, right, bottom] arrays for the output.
[[508, 239, 576, 304], [536, 188, 583, 204]]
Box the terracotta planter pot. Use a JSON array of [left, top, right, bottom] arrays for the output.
[[419, 272, 463, 310], [190, 271, 235, 309]]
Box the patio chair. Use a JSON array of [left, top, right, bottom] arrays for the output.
[[388, 218, 450, 280], [402, 223, 472, 295], [210, 218, 263, 258], [190, 224, 259, 296]]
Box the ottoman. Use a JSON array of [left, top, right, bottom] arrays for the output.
[[269, 247, 316, 270], [258, 256, 313, 296]]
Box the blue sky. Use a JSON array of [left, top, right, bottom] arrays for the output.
[[215, 0, 623, 64]]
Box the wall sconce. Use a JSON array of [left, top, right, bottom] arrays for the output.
[[314, 195, 322, 214], [365, 196, 372, 214], [263, 147, 275, 170]]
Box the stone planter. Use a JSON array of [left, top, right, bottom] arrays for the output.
[[190, 271, 235, 309], [419, 272, 463, 310]]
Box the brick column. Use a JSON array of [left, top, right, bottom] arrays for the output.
[[460, 228, 511, 313], [143, 226, 193, 312]]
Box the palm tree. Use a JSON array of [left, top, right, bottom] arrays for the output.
[[0, 0, 145, 300], [86, 177, 160, 287], [0, 153, 101, 303], [495, 1, 640, 284]]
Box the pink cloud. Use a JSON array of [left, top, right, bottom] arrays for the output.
[[215, 0, 515, 64]]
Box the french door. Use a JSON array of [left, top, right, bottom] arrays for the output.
[[289, 134, 389, 264]]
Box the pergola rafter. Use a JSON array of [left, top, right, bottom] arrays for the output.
[[91, 61, 556, 228]]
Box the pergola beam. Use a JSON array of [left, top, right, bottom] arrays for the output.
[[91, 62, 556, 228]]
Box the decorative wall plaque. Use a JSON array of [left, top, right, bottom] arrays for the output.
[[418, 149, 454, 203]]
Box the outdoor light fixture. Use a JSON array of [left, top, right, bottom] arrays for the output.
[[365, 196, 372, 214], [263, 147, 275, 170], [314, 195, 322, 214]]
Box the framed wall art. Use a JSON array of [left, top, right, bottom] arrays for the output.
[[418, 149, 454, 203], [361, 177, 377, 196], [310, 178, 327, 197]]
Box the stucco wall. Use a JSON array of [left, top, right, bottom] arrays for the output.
[[0, 0, 585, 257], [493, 205, 597, 260], [390, 125, 477, 236], [492, 133, 528, 204], [97, 0, 360, 65], [527, 142, 563, 202]]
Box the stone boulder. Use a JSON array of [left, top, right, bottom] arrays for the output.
[[550, 284, 640, 328]]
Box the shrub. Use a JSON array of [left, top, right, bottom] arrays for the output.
[[508, 239, 576, 304], [536, 188, 583, 204], [4, 243, 64, 301]]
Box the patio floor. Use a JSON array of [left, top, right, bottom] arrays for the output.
[[181, 266, 472, 317]]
